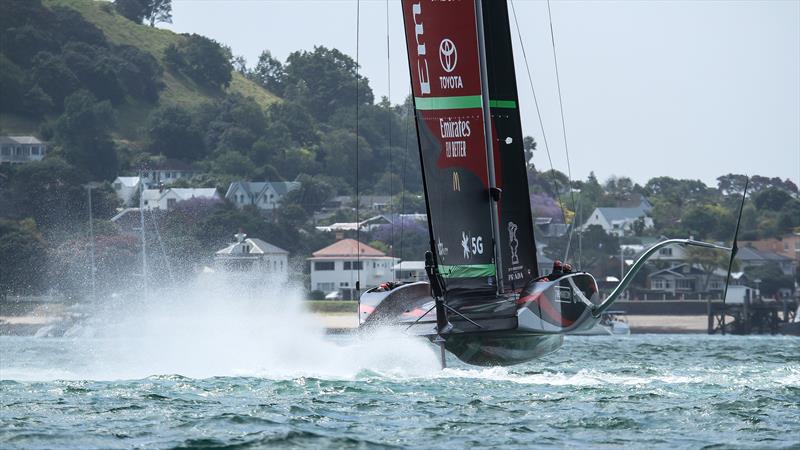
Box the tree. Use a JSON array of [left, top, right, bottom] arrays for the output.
[[6, 158, 87, 231], [745, 263, 794, 299], [145, 0, 172, 27], [145, 106, 206, 161], [31, 51, 79, 109], [282, 174, 334, 215], [681, 205, 720, 239], [716, 173, 749, 196], [0, 219, 47, 296], [115, 0, 147, 24], [753, 187, 792, 211], [250, 50, 285, 95], [522, 136, 537, 164], [283, 46, 373, 122], [54, 90, 118, 180], [164, 34, 232, 89]]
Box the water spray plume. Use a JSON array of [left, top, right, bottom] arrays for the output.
[[4, 273, 441, 381]]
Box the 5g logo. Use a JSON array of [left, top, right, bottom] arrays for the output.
[[461, 231, 484, 259]]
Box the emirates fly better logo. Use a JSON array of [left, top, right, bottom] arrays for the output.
[[439, 38, 458, 73]]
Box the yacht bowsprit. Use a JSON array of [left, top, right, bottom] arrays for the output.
[[357, 0, 743, 367]]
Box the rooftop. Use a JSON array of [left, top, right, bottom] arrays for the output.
[[216, 236, 288, 256], [0, 136, 45, 145], [310, 239, 387, 259]]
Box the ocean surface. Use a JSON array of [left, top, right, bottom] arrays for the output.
[[1, 333, 798, 449]]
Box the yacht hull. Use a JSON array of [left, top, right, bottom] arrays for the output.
[[359, 273, 601, 366]]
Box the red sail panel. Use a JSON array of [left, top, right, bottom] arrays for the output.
[[401, 0, 497, 292]]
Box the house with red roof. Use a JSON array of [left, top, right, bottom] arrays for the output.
[[308, 239, 400, 300]]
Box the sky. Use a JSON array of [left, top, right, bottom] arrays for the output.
[[164, 0, 800, 189]]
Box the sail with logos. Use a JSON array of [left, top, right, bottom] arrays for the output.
[[357, 0, 742, 367], [403, 0, 537, 296]]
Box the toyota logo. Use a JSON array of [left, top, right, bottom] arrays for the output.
[[439, 38, 458, 73]]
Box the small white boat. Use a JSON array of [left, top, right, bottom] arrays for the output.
[[571, 311, 631, 336]]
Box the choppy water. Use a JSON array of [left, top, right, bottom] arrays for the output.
[[2, 334, 798, 449]]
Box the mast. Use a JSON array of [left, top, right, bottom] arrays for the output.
[[474, 0, 504, 294]]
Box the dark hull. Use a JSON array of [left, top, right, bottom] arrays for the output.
[[444, 332, 563, 366], [359, 273, 600, 366]]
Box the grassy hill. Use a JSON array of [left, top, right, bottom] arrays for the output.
[[1, 0, 278, 140]]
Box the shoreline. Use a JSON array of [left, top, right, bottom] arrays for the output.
[[1, 312, 714, 336]]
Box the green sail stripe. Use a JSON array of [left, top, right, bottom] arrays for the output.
[[414, 97, 517, 111], [488, 99, 517, 109], [439, 264, 496, 278], [415, 95, 482, 110]]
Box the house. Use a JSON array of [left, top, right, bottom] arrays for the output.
[[225, 181, 300, 211], [740, 234, 800, 263], [534, 217, 568, 238], [112, 176, 142, 206], [581, 206, 654, 237], [0, 136, 47, 164], [326, 195, 394, 212], [110, 208, 141, 236], [646, 263, 743, 297], [394, 261, 426, 282], [308, 239, 400, 300], [141, 188, 221, 211], [214, 232, 289, 282], [139, 159, 197, 186], [736, 246, 796, 276]]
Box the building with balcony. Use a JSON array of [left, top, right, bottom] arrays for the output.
[[308, 239, 399, 300], [0, 136, 47, 164]]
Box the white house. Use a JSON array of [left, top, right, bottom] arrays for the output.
[[0, 136, 47, 164], [215, 232, 289, 283], [308, 239, 400, 300], [394, 261, 426, 282], [139, 159, 197, 186], [581, 207, 654, 237], [112, 176, 142, 206], [141, 188, 221, 211], [225, 181, 301, 211]]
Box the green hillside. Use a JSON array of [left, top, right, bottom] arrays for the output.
[[3, 0, 278, 140]]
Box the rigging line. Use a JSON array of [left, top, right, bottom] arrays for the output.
[[545, 0, 578, 234], [355, 0, 361, 295], [509, 1, 568, 226], [386, 0, 395, 280]]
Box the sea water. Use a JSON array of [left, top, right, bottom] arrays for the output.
[[1, 278, 798, 448]]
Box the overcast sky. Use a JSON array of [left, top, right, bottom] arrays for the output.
[[164, 0, 800, 189]]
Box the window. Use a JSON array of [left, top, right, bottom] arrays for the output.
[[340, 282, 349, 287], [653, 279, 664, 290], [31, 146, 39, 155], [167, 198, 176, 209], [659, 248, 673, 256], [165, 172, 171, 179], [709, 280, 722, 290], [343, 261, 363, 270], [676, 279, 692, 290], [315, 261, 335, 271]]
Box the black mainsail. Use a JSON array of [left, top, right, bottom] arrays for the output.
[[401, 0, 538, 297]]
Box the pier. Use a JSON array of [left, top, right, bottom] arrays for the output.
[[707, 298, 798, 335]]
